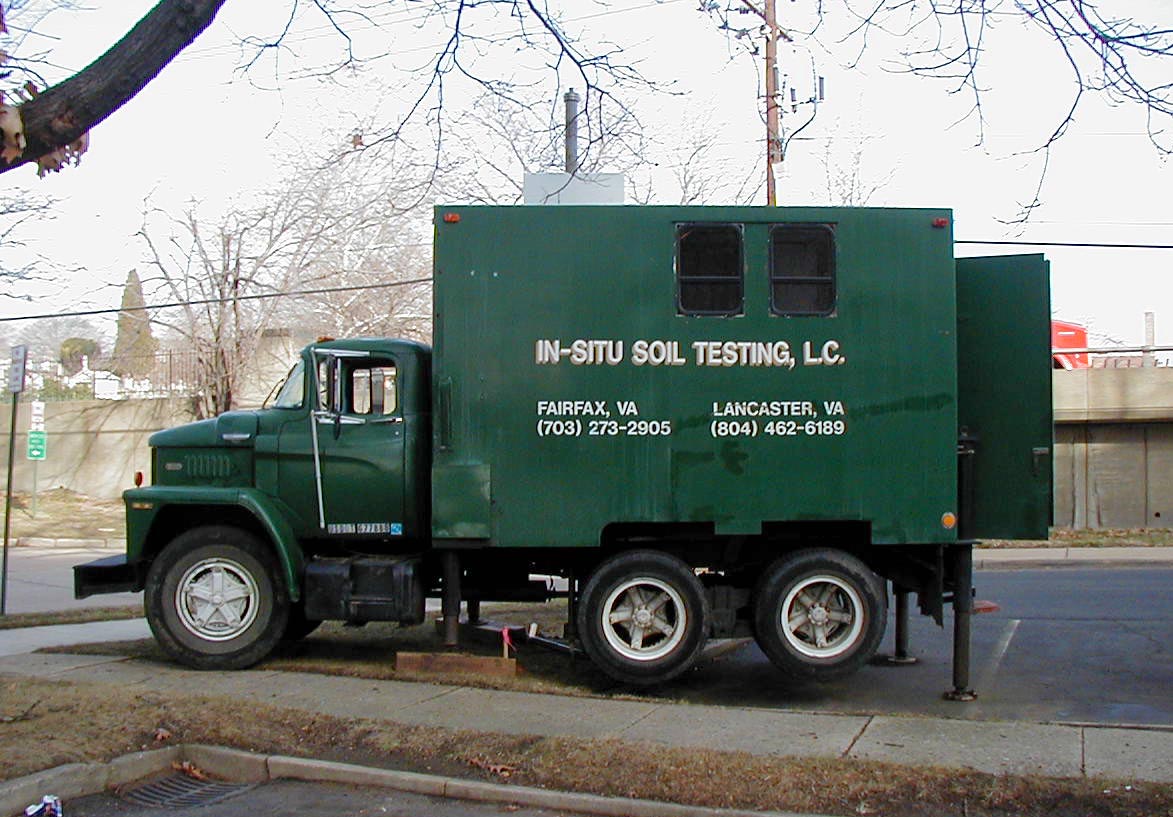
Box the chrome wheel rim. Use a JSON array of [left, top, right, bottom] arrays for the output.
[[175, 558, 260, 641], [601, 577, 687, 661], [780, 575, 865, 658]]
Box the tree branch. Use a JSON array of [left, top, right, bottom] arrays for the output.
[[2, 0, 227, 176]]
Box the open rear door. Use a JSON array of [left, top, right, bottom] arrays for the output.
[[956, 255, 1053, 540]]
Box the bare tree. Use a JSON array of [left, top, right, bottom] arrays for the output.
[[139, 140, 436, 417], [644, 112, 761, 205], [12, 315, 102, 358], [433, 91, 649, 205], [702, 1, 1173, 215], [835, 0, 1173, 219], [279, 145, 437, 342], [0, 188, 55, 288], [0, 1, 648, 181], [819, 128, 893, 207], [0, 0, 224, 176]]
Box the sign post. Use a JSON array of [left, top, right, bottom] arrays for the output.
[[27, 400, 44, 518], [3, 345, 29, 615]]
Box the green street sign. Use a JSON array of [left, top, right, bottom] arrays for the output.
[[27, 430, 46, 461]]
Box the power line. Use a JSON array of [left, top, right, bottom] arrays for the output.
[[0, 277, 432, 324]]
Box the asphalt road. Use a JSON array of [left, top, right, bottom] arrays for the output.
[[0, 545, 141, 614], [665, 566, 1173, 726]]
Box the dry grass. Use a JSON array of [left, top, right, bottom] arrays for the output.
[[980, 527, 1173, 549], [1, 675, 1169, 817], [0, 605, 142, 631], [41, 604, 636, 700], [6, 488, 125, 540]]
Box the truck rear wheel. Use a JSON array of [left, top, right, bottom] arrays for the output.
[[145, 526, 289, 670], [753, 549, 886, 682], [577, 550, 708, 686]]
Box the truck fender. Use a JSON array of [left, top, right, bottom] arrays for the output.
[[125, 486, 305, 602]]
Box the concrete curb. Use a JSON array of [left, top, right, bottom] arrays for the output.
[[12, 537, 123, 549], [0, 747, 179, 817], [0, 744, 840, 817], [974, 546, 1173, 570]]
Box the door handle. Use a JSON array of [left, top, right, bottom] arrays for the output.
[[1031, 447, 1050, 477]]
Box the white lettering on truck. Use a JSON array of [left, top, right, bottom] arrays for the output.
[[535, 339, 843, 368]]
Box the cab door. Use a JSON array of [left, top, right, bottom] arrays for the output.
[[311, 350, 407, 540], [956, 254, 1053, 539]]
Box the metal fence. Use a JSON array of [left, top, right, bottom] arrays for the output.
[[2, 350, 203, 401]]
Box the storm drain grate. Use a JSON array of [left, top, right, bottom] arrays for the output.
[[121, 774, 257, 808]]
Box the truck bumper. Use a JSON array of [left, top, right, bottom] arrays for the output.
[[73, 555, 145, 599]]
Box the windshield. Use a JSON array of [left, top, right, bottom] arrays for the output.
[[265, 359, 306, 409]]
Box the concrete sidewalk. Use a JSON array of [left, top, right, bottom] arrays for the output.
[[1, 650, 1170, 786]]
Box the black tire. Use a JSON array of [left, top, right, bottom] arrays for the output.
[[752, 549, 886, 682], [576, 550, 709, 686], [145, 526, 290, 670]]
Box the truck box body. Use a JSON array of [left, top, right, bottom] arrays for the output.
[[432, 205, 1048, 549]]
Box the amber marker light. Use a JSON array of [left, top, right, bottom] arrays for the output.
[[442, 212, 461, 223], [941, 512, 958, 529]]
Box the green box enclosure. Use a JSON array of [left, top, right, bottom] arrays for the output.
[[431, 206, 1052, 548]]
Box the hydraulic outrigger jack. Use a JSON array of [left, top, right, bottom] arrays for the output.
[[944, 543, 977, 702], [442, 551, 461, 648], [885, 587, 918, 665]]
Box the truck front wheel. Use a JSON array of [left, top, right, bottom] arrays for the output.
[[753, 549, 886, 682], [577, 550, 708, 686], [145, 526, 290, 670]]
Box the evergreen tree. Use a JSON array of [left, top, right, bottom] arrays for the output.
[[110, 269, 157, 378]]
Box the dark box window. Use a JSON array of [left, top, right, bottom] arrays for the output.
[[677, 224, 743, 316], [770, 224, 836, 316]]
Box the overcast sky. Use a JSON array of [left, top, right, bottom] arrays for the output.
[[1, 0, 1170, 348]]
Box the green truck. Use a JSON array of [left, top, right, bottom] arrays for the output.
[[75, 205, 1052, 693]]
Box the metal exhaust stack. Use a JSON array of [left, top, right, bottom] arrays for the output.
[[564, 88, 580, 175]]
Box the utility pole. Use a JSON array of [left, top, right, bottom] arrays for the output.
[[763, 0, 781, 206], [742, 0, 785, 205]]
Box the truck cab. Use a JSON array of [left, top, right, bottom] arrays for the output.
[[76, 338, 432, 668]]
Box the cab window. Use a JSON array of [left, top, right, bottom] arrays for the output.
[[267, 359, 306, 409], [349, 363, 398, 416]]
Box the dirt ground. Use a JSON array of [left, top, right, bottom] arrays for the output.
[[6, 489, 124, 540], [2, 675, 1170, 817]]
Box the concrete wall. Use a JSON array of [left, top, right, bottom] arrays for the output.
[[1053, 369, 1173, 528], [0, 398, 195, 500], [1054, 367, 1173, 423]]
